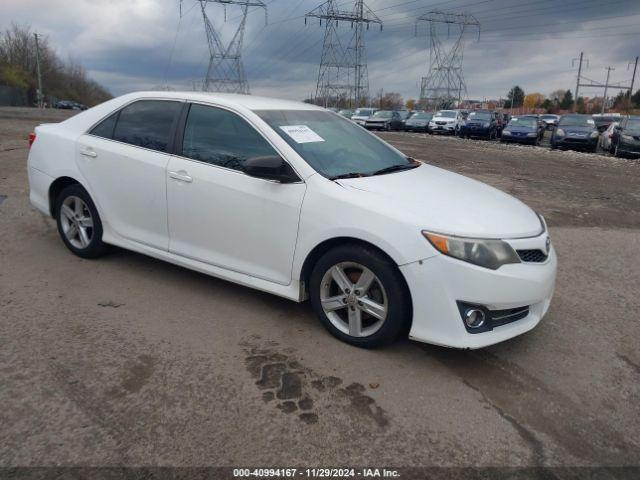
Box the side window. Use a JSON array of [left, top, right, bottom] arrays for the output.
[[90, 112, 118, 139], [112, 100, 181, 152], [181, 104, 278, 172]]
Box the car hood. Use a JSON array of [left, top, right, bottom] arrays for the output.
[[337, 164, 542, 239], [432, 117, 455, 122], [406, 119, 429, 125]]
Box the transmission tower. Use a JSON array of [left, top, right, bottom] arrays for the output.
[[415, 11, 479, 110], [196, 0, 267, 94], [306, 0, 382, 108]]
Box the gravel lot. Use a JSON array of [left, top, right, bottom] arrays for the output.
[[1, 107, 639, 473]]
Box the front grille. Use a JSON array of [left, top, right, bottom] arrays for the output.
[[436, 121, 447, 125], [517, 249, 548, 263]]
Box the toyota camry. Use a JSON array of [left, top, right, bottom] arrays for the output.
[[27, 92, 556, 349]]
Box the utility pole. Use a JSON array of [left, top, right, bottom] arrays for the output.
[[34, 33, 44, 108], [572, 52, 588, 112], [602, 66, 615, 114], [306, 0, 382, 108], [628, 56, 638, 112]]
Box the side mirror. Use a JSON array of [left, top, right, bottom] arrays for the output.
[[243, 155, 299, 183]]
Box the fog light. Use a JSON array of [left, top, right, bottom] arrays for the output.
[[464, 308, 485, 329]]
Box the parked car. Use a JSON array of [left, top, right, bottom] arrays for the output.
[[428, 109, 464, 135], [351, 108, 377, 126], [550, 114, 599, 152], [599, 121, 619, 152], [540, 114, 560, 130], [459, 110, 498, 140], [520, 115, 546, 139], [364, 110, 404, 131], [609, 115, 640, 157], [398, 110, 412, 129], [501, 116, 544, 145], [27, 91, 556, 349], [404, 112, 433, 132], [592, 113, 622, 133], [338, 109, 354, 119], [56, 100, 87, 110], [496, 112, 509, 136]]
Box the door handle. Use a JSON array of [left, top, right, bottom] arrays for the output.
[[168, 170, 193, 183], [80, 148, 97, 158]]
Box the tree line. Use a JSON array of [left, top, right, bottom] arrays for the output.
[[0, 24, 112, 107], [504, 85, 640, 114]]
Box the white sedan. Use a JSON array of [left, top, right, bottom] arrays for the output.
[[27, 92, 556, 349]]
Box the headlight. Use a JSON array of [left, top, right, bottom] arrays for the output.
[[502, 130, 511, 135], [527, 132, 537, 137], [590, 131, 599, 138], [556, 128, 565, 137], [422, 231, 520, 270]]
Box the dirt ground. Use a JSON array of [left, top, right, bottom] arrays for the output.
[[1, 107, 639, 474]]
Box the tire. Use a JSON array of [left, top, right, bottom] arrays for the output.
[[309, 244, 411, 348], [55, 184, 109, 259]]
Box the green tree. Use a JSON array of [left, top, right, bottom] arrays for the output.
[[541, 98, 553, 112], [559, 90, 574, 110], [576, 96, 586, 114], [630, 89, 640, 107], [504, 85, 525, 108]]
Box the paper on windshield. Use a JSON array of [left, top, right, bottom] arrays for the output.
[[279, 125, 325, 144]]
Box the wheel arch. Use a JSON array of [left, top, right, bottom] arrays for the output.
[[48, 176, 84, 218], [299, 236, 414, 337]]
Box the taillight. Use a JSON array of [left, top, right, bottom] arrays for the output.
[[28, 132, 36, 148]]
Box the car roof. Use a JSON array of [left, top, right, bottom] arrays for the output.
[[119, 91, 324, 111]]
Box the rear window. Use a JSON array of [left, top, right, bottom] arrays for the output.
[[112, 100, 182, 152]]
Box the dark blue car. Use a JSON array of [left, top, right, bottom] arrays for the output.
[[459, 110, 498, 139], [551, 114, 599, 152], [501, 116, 543, 145]]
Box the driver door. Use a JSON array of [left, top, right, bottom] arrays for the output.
[[166, 103, 306, 286]]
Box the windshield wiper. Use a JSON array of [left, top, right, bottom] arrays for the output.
[[329, 172, 369, 180], [371, 162, 420, 176]]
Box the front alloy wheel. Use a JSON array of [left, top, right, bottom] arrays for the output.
[[309, 244, 411, 348], [320, 262, 388, 338]]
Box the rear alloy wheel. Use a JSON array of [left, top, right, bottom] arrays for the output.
[[55, 184, 109, 258], [309, 244, 411, 348]]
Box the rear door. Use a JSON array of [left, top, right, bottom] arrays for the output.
[[76, 99, 182, 250], [166, 103, 306, 285]]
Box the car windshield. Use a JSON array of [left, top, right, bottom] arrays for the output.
[[373, 111, 393, 118], [398, 111, 410, 119], [625, 117, 640, 134], [508, 117, 537, 127], [354, 109, 374, 116], [256, 110, 411, 179], [435, 111, 456, 118], [559, 115, 594, 127], [411, 113, 432, 120], [468, 112, 491, 120]]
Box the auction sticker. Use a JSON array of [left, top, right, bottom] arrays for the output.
[[279, 125, 325, 144]]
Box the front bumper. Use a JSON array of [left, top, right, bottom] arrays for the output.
[[365, 121, 388, 130], [430, 123, 456, 133], [553, 136, 597, 150], [405, 124, 428, 132], [502, 133, 537, 143], [461, 126, 491, 137], [400, 235, 557, 349], [617, 140, 640, 156]]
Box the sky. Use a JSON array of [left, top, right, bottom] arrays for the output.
[[3, 0, 640, 102]]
